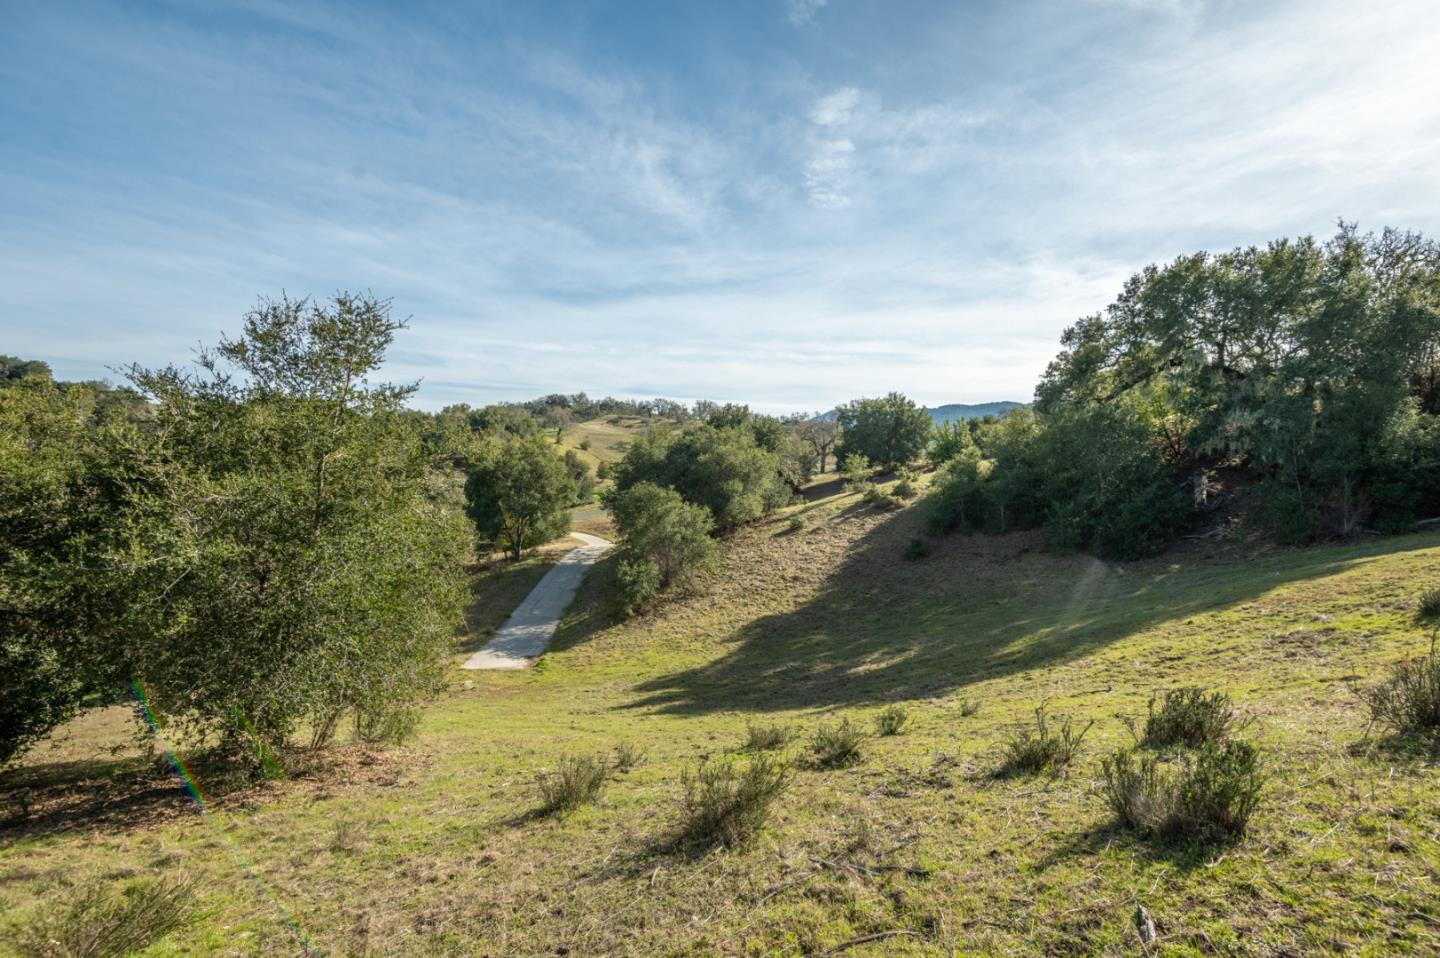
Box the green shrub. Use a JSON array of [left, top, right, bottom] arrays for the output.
[[920, 449, 991, 535], [999, 704, 1092, 774], [787, 514, 806, 533], [608, 482, 716, 615], [874, 705, 909, 736], [1101, 741, 1264, 843], [959, 699, 982, 717], [810, 718, 866, 768], [893, 470, 918, 499], [1132, 687, 1246, 749], [902, 536, 929, 561], [19, 873, 198, 958], [861, 484, 904, 511], [1360, 638, 1440, 735], [839, 453, 876, 489], [579, 439, 592, 451], [1419, 589, 1440, 620], [679, 754, 793, 848], [115, 294, 472, 763], [1257, 483, 1315, 545], [535, 755, 609, 815], [743, 722, 795, 751], [930, 419, 977, 464], [614, 557, 663, 617], [612, 742, 644, 771]]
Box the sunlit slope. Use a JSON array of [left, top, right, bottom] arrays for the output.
[[4, 483, 1439, 956]]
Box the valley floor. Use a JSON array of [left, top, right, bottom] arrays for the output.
[[3, 485, 1440, 956]]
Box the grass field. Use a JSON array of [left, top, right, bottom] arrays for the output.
[[3, 482, 1440, 956], [558, 415, 657, 471]]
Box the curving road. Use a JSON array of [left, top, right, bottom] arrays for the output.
[[461, 532, 614, 670]]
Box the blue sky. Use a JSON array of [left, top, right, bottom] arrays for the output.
[[4, 0, 1439, 412]]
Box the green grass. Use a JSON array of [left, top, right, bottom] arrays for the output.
[[4, 488, 1440, 955], [557, 415, 657, 472]]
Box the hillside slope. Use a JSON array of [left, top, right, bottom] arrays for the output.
[[3, 488, 1439, 955]]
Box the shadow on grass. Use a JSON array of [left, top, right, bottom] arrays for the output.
[[622, 509, 1440, 716], [1, 754, 214, 839], [1038, 817, 1245, 874], [1346, 731, 1440, 765], [457, 553, 565, 654]]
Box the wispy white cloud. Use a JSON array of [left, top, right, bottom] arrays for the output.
[[4, 0, 1440, 412], [785, 0, 829, 27]]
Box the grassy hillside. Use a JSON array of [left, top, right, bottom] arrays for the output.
[[3, 485, 1440, 955], [558, 415, 657, 471]]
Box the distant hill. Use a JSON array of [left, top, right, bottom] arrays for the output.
[[817, 401, 1026, 424], [924, 401, 1025, 424]]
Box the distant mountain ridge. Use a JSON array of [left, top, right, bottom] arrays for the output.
[[817, 401, 1026, 424], [925, 401, 1025, 424]]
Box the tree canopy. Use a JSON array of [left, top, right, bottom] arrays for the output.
[[835, 393, 932, 471]]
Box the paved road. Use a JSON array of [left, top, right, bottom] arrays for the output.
[[461, 532, 614, 670]]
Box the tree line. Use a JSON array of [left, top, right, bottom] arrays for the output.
[[7, 222, 1437, 769], [922, 223, 1440, 557]]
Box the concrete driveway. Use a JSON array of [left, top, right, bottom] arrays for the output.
[[461, 532, 614, 670]]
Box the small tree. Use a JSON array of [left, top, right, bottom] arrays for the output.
[[113, 293, 471, 765], [608, 482, 716, 613], [466, 433, 576, 560], [794, 417, 841, 473], [930, 419, 976, 463], [835, 393, 931, 471], [563, 449, 596, 503], [610, 423, 788, 531]]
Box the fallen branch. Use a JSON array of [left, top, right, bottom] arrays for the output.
[[810, 856, 931, 878], [810, 929, 920, 956]]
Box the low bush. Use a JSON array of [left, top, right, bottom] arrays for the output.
[[959, 699, 982, 717], [1419, 589, 1440, 620], [902, 536, 929, 561], [614, 557, 663, 617], [874, 705, 909, 736], [893, 471, 918, 499], [1131, 687, 1246, 749], [679, 754, 794, 848], [810, 718, 866, 768], [19, 873, 198, 958], [535, 755, 609, 815], [1359, 638, 1440, 735], [861, 484, 904, 511], [787, 514, 806, 533], [612, 742, 644, 771], [743, 722, 795, 751], [1101, 740, 1264, 844], [999, 704, 1092, 774]]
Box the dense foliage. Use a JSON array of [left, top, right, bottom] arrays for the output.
[[464, 432, 576, 560], [1, 295, 471, 769], [607, 482, 716, 614], [609, 420, 792, 532], [922, 224, 1440, 557], [835, 392, 931, 471], [1039, 223, 1440, 539]]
